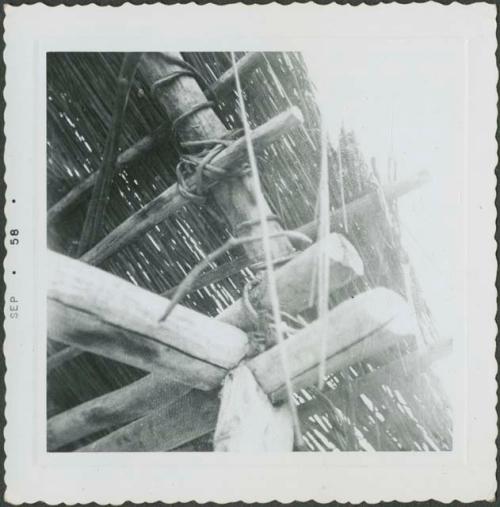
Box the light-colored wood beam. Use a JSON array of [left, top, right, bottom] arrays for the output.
[[48, 251, 249, 390], [248, 287, 415, 402], [49, 232, 361, 446], [217, 232, 363, 332], [74, 287, 414, 451], [214, 364, 293, 451]]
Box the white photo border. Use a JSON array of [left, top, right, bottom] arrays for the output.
[[3, 3, 497, 504]]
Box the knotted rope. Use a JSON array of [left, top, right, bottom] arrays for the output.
[[150, 55, 248, 204]]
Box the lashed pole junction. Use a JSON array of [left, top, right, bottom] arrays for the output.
[[47, 52, 450, 452]]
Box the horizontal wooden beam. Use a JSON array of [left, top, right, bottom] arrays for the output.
[[248, 287, 415, 402], [80, 107, 303, 265], [74, 287, 413, 451], [48, 251, 249, 390], [217, 232, 363, 332], [78, 389, 219, 452], [47, 373, 191, 450]]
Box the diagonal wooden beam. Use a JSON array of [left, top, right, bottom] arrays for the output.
[[49, 232, 362, 446], [48, 251, 249, 390], [249, 287, 415, 402], [207, 52, 263, 97], [78, 389, 220, 452], [217, 232, 363, 332], [80, 107, 303, 266], [75, 287, 414, 451], [47, 373, 191, 451], [47, 122, 171, 224]]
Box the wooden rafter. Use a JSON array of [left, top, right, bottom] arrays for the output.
[[72, 287, 415, 451], [48, 251, 249, 389]]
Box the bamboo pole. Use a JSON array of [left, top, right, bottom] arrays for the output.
[[48, 251, 249, 390], [75, 287, 414, 451], [137, 52, 296, 263], [80, 107, 302, 266], [47, 374, 191, 450]]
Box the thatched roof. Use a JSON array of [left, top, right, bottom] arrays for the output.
[[47, 52, 451, 451]]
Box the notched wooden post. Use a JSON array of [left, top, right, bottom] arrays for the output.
[[214, 364, 294, 452]]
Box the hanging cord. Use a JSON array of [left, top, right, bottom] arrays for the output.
[[158, 230, 311, 323], [338, 130, 349, 233], [317, 116, 331, 390], [230, 51, 305, 449]]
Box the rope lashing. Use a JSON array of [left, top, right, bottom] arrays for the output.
[[175, 145, 251, 204], [158, 230, 311, 323], [234, 213, 281, 237], [151, 53, 214, 99], [171, 101, 215, 137]]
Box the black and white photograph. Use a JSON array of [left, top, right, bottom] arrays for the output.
[[4, 3, 496, 504], [46, 49, 454, 453]]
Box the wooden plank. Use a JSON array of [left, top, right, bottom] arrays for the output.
[[208, 52, 262, 97], [214, 365, 293, 451], [47, 373, 191, 450], [80, 107, 302, 266], [78, 389, 219, 452], [247, 287, 415, 402], [47, 122, 170, 224], [48, 251, 249, 390], [217, 233, 364, 332]]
